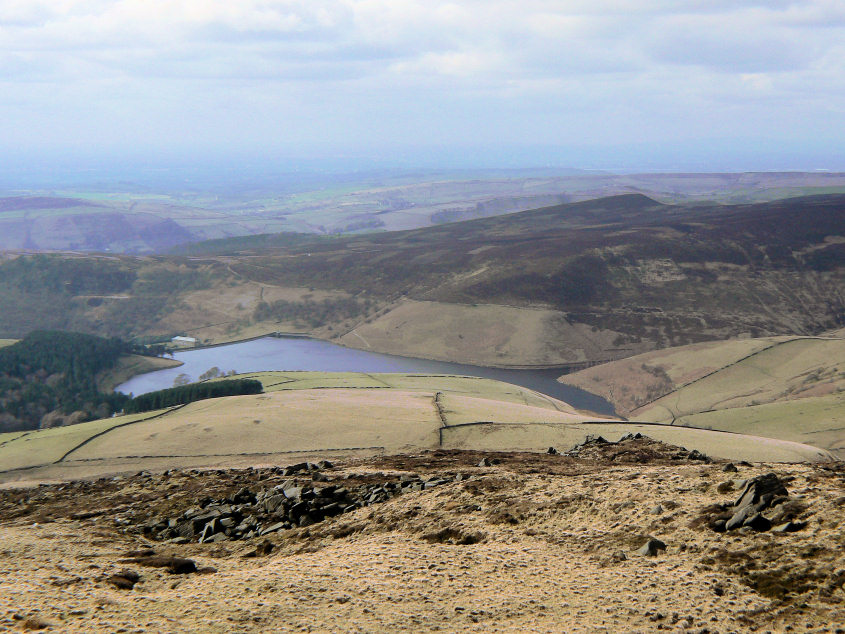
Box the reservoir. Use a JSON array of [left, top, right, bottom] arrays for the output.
[[117, 336, 615, 416]]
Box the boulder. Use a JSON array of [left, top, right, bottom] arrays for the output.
[[636, 538, 667, 557], [107, 569, 140, 590], [734, 473, 788, 509]]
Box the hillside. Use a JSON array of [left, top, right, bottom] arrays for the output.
[[1, 448, 843, 631], [7, 171, 845, 253], [0, 193, 842, 369], [0, 372, 832, 486], [195, 193, 845, 365], [560, 335, 845, 457]]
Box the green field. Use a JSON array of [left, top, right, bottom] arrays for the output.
[[0, 409, 172, 472], [563, 335, 845, 458], [0, 372, 833, 485], [658, 394, 845, 455]]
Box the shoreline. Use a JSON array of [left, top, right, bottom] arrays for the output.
[[171, 330, 599, 374]]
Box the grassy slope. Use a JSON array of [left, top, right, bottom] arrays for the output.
[[661, 395, 845, 455], [633, 338, 845, 416], [0, 411, 170, 471], [1, 194, 843, 369], [334, 300, 645, 367], [0, 372, 832, 484], [561, 335, 845, 457], [560, 336, 795, 415]]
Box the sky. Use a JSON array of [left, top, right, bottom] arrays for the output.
[[1, 0, 844, 175]]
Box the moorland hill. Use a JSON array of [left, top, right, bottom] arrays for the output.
[[0, 193, 842, 369]]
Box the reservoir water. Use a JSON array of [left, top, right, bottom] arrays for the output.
[[116, 336, 615, 416]]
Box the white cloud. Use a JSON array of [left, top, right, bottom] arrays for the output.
[[0, 0, 842, 167]]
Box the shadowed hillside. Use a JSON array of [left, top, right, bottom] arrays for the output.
[[0, 193, 842, 367]]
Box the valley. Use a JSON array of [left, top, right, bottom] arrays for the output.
[[4, 170, 845, 253]]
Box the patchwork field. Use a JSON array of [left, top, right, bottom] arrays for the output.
[[561, 335, 845, 457], [0, 372, 833, 486]]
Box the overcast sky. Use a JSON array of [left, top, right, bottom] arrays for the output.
[[1, 0, 844, 173]]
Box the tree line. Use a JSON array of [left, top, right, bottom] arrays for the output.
[[124, 379, 263, 414], [0, 330, 134, 432]]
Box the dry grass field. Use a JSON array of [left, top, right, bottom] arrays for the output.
[[1, 449, 844, 632], [0, 372, 833, 487]]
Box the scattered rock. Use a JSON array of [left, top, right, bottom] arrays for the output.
[[722, 463, 738, 473], [547, 446, 558, 455], [735, 472, 788, 509], [716, 480, 734, 494], [649, 504, 663, 515], [687, 450, 708, 461], [477, 458, 492, 467], [566, 434, 711, 463], [138, 469, 449, 544], [700, 472, 800, 535], [743, 513, 773, 532]]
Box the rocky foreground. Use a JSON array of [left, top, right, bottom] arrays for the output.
[[0, 436, 844, 632]]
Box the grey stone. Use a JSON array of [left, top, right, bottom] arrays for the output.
[[636, 538, 667, 557], [734, 473, 788, 510], [743, 513, 772, 532], [772, 521, 805, 533], [687, 450, 708, 462], [259, 522, 286, 536], [165, 536, 189, 545], [649, 505, 663, 515], [725, 506, 753, 531], [263, 494, 286, 514], [175, 520, 196, 539], [722, 463, 738, 473]]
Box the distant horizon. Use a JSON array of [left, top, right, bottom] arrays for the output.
[[3, 150, 845, 193]]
